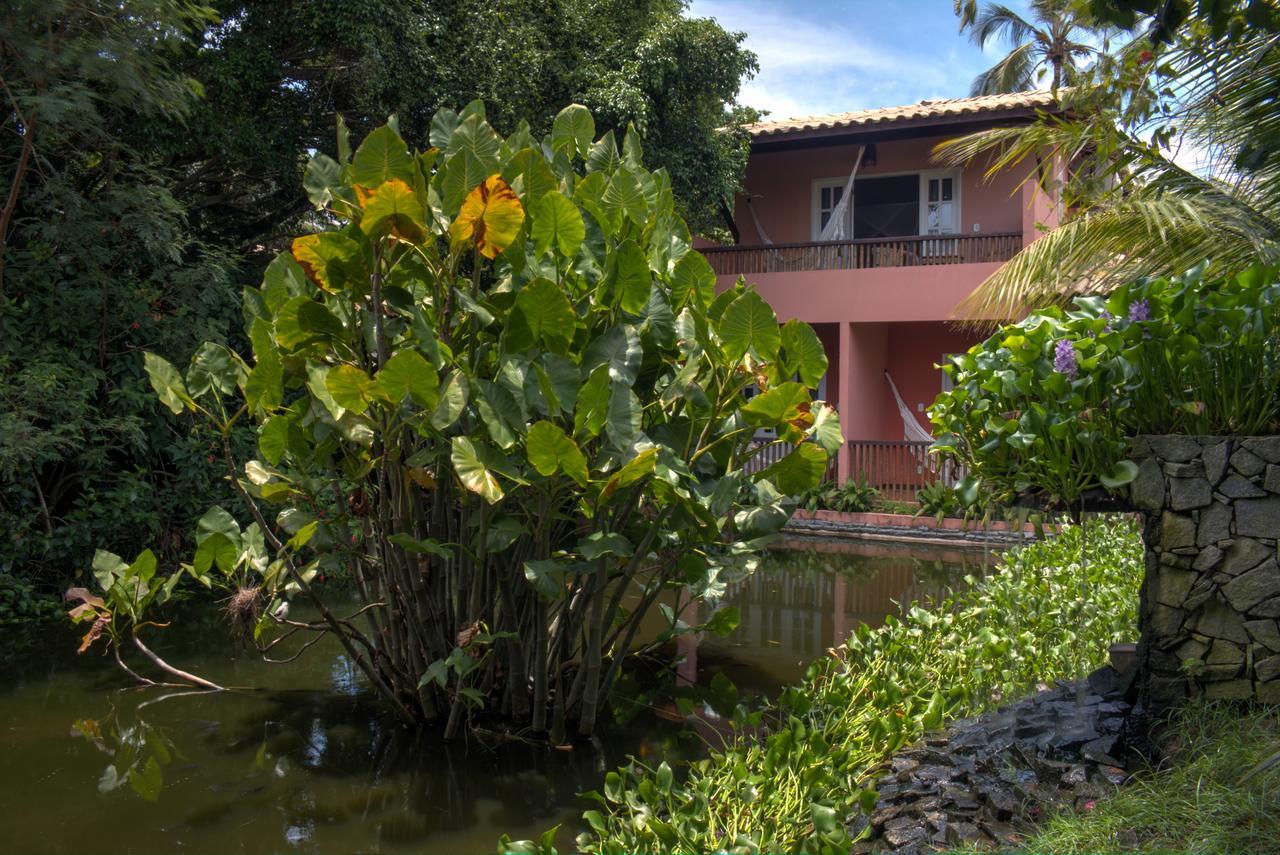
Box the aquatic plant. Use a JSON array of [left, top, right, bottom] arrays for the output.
[[68, 105, 839, 736], [509, 516, 1140, 852]]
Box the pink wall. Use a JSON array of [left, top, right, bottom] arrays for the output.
[[885, 322, 982, 437], [717, 261, 1007, 325], [735, 137, 1026, 246]]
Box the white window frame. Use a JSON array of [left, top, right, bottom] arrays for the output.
[[811, 169, 963, 242], [810, 178, 852, 241]]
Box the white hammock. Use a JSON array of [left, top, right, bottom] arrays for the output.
[[885, 370, 935, 444]]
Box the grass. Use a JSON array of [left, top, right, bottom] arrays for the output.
[[1023, 702, 1280, 854]]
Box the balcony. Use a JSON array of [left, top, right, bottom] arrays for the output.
[[702, 232, 1022, 277]]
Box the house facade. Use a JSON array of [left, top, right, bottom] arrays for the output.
[[708, 91, 1060, 493]]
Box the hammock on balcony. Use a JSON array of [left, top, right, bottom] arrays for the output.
[[744, 147, 864, 271], [885, 370, 938, 472]]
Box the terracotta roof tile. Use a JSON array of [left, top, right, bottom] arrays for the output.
[[745, 90, 1057, 139]]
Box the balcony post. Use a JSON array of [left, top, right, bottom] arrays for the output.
[[837, 321, 854, 484]]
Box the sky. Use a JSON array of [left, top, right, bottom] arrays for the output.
[[687, 0, 1030, 120]]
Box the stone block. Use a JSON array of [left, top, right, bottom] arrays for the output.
[[1165, 460, 1204, 478], [1197, 502, 1232, 547], [1251, 597, 1280, 618], [1193, 545, 1224, 572], [1195, 599, 1250, 643], [1244, 618, 1280, 652], [1184, 578, 1217, 611], [1157, 568, 1198, 607], [1130, 456, 1165, 511], [1230, 447, 1268, 477], [1220, 474, 1268, 499], [1205, 638, 1244, 665], [1150, 435, 1204, 462], [1203, 441, 1231, 485], [1237, 496, 1280, 539], [1242, 437, 1280, 464], [1175, 637, 1209, 661], [1160, 511, 1197, 550], [1258, 681, 1280, 704], [1256, 653, 1280, 683], [1267, 465, 1280, 494], [1170, 477, 1213, 510], [1200, 662, 1244, 681], [1222, 538, 1272, 575], [1222, 561, 1280, 613], [1204, 678, 1254, 699], [1150, 604, 1186, 638]]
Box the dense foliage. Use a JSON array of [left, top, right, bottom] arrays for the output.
[[1, 0, 760, 591], [509, 516, 1140, 852], [929, 265, 1280, 510], [69, 107, 839, 736]]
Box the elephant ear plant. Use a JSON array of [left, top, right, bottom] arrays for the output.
[[66, 104, 839, 737]]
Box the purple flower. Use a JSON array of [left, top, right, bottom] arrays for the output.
[[1101, 310, 1113, 333], [1053, 339, 1077, 380], [1128, 299, 1151, 322]]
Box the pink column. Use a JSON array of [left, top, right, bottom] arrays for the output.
[[1021, 155, 1062, 248], [838, 322, 890, 483]]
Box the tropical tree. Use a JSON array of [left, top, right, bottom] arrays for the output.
[[957, 0, 1108, 95], [71, 105, 841, 738], [940, 0, 1280, 319]]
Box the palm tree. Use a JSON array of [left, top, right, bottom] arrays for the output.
[[937, 23, 1280, 320], [959, 0, 1105, 95]]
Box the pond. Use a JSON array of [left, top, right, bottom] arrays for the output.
[[0, 538, 992, 854]]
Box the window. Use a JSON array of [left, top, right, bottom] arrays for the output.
[[812, 170, 961, 244], [812, 181, 851, 240], [852, 175, 919, 239]]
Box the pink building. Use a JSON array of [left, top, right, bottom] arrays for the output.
[[707, 91, 1060, 493]]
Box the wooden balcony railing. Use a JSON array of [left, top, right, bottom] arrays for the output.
[[702, 232, 1022, 277], [847, 439, 965, 502]]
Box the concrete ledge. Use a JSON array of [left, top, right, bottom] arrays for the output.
[[786, 509, 1043, 546]]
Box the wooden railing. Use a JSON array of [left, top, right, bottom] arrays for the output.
[[702, 232, 1022, 276], [743, 440, 838, 483], [847, 439, 965, 502]]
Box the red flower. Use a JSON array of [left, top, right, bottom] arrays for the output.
[[130, 322, 140, 330]]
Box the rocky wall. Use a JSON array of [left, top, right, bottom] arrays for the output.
[[1129, 435, 1280, 705]]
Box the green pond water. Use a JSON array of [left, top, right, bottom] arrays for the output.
[[0, 539, 992, 854]]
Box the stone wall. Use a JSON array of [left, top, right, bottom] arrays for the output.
[[1130, 435, 1280, 705]]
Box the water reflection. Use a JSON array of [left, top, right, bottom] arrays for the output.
[[0, 539, 990, 854]]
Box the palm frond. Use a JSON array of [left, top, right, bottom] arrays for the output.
[[969, 3, 1037, 48], [970, 41, 1038, 95]]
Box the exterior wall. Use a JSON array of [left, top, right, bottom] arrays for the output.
[[717, 261, 1007, 325], [886, 323, 982, 437], [1129, 435, 1280, 705], [736, 138, 1026, 246]]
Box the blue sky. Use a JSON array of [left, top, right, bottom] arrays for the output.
[[688, 0, 1030, 119]]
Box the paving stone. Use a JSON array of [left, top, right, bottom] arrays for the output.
[[1160, 511, 1197, 550], [1204, 678, 1254, 699], [1220, 474, 1268, 499], [1130, 456, 1165, 511], [1230, 447, 1268, 477], [1237, 496, 1280, 539], [1170, 477, 1213, 510], [1222, 561, 1280, 612], [1245, 618, 1280, 651], [1222, 539, 1272, 575], [1193, 545, 1224, 572], [1266, 464, 1280, 494]]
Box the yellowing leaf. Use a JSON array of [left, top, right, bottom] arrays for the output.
[[359, 179, 427, 243], [291, 234, 361, 293], [449, 175, 524, 259]]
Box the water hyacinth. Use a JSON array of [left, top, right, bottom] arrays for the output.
[[1128, 299, 1151, 322], [1053, 338, 1077, 380]]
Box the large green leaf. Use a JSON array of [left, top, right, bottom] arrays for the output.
[[475, 380, 521, 450], [741, 382, 811, 428], [781, 319, 829, 388], [501, 148, 558, 206], [325, 364, 378, 415], [523, 558, 574, 599], [610, 239, 652, 314], [274, 296, 345, 351], [526, 421, 589, 486], [245, 319, 282, 414], [574, 364, 611, 440], [514, 277, 575, 353], [719, 290, 780, 363], [187, 342, 245, 399], [303, 153, 344, 209], [438, 149, 489, 215], [757, 443, 829, 494], [811, 404, 844, 455], [551, 104, 595, 159], [451, 436, 503, 503], [360, 178, 427, 243], [351, 125, 415, 188], [670, 251, 716, 310], [585, 130, 619, 174], [603, 166, 649, 226], [531, 190, 585, 259], [431, 371, 469, 430], [583, 325, 642, 385], [444, 113, 501, 173], [261, 251, 310, 312], [577, 531, 633, 559], [605, 381, 642, 448], [376, 350, 439, 409], [143, 352, 192, 415]]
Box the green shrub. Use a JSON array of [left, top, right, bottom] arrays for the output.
[[0, 572, 63, 626], [930, 264, 1280, 511], [796, 476, 878, 513], [525, 516, 1141, 853]]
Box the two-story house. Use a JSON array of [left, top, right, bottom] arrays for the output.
[[709, 91, 1060, 494]]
